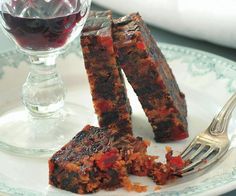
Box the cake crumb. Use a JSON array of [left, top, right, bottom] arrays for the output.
[[122, 177, 147, 193], [165, 146, 172, 153], [132, 183, 148, 193], [154, 185, 161, 191]]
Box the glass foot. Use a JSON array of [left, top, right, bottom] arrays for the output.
[[0, 102, 95, 157]]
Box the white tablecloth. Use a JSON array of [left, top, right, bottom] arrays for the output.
[[93, 0, 236, 49]]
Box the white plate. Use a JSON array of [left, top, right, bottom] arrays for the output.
[[0, 42, 236, 196]]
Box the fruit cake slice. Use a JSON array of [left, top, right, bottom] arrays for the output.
[[80, 11, 132, 136], [112, 13, 188, 142], [49, 125, 185, 194]]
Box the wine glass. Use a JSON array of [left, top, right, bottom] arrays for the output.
[[0, 0, 92, 156]]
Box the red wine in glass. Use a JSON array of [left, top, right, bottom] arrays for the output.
[[0, 0, 92, 157], [1, 11, 85, 51]]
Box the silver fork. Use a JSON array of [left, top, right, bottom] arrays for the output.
[[179, 92, 236, 175]]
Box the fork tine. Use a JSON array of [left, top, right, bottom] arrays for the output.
[[182, 153, 219, 176], [194, 152, 221, 171], [180, 139, 199, 158], [187, 145, 208, 160], [181, 147, 216, 174]]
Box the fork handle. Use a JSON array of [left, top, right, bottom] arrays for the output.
[[210, 92, 236, 135]]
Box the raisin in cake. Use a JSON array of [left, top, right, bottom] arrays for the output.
[[112, 13, 188, 142], [80, 11, 132, 136], [49, 125, 185, 194]]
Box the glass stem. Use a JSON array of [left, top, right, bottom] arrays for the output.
[[22, 55, 65, 117]]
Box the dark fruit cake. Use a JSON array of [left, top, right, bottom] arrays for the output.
[[80, 11, 132, 136], [49, 125, 185, 194], [112, 13, 188, 142]]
